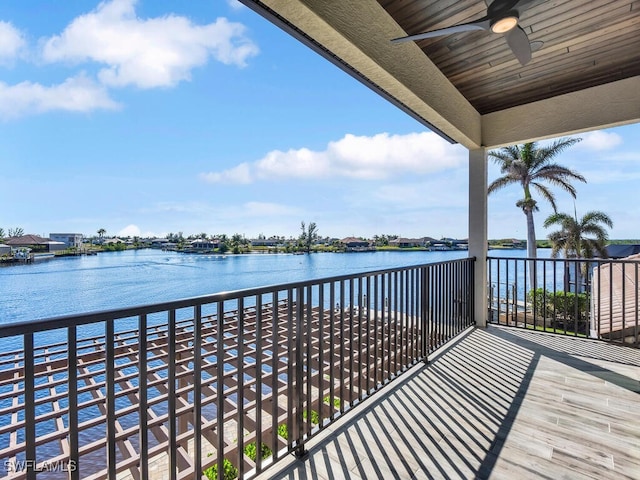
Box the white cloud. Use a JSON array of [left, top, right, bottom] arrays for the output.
[[201, 132, 466, 184], [41, 0, 259, 89], [0, 21, 25, 63], [118, 224, 140, 237], [0, 74, 120, 120], [200, 163, 252, 184], [575, 130, 622, 151]]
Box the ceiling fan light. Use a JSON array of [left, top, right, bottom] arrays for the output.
[[491, 16, 519, 34]]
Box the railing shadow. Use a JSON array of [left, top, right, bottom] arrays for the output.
[[259, 325, 640, 480]]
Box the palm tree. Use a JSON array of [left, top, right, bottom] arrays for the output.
[[544, 210, 613, 291], [97, 228, 106, 239], [488, 138, 585, 261]]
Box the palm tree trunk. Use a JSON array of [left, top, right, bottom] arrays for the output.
[[525, 209, 537, 289]]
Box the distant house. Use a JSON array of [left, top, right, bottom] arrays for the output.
[[390, 237, 431, 248], [591, 253, 640, 344], [189, 238, 219, 250], [250, 238, 279, 247], [500, 239, 526, 249], [341, 237, 374, 252], [103, 237, 124, 245], [606, 244, 640, 259], [5, 234, 66, 252], [50, 233, 83, 249], [150, 238, 170, 248]]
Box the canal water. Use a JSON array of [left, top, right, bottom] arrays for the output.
[[0, 248, 488, 325]]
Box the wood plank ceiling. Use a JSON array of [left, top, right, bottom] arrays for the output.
[[378, 0, 640, 114]]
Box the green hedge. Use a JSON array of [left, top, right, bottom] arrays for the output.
[[203, 457, 238, 480], [527, 288, 589, 334]]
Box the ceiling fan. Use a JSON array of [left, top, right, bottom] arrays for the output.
[[391, 0, 537, 65]]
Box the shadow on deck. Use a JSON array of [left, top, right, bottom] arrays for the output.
[[257, 326, 640, 480]]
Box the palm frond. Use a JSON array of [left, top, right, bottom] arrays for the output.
[[532, 183, 558, 212]]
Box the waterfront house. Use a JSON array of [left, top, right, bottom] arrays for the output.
[[340, 237, 374, 252], [606, 243, 640, 259], [5, 234, 66, 253], [189, 238, 220, 250], [103, 237, 125, 245], [250, 238, 280, 248], [2, 2, 639, 479], [500, 238, 526, 249], [150, 238, 170, 248], [49, 233, 83, 249], [591, 252, 640, 344], [389, 236, 433, 248]]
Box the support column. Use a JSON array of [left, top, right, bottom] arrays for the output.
[[469, 148, 488, 327]]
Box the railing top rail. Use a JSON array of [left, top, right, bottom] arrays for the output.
[[487, 255, 640, 264], [0, 256, 475, 338]]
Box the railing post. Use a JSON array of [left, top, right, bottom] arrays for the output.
[[294, 286, 308, 458], [421, 266, 429, 363], [470, 258, 475, 327]]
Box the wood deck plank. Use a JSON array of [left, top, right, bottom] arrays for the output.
[[257, 326, 640, 480]]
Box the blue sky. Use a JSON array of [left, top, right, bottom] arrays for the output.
[[1, 0, 638, 241]]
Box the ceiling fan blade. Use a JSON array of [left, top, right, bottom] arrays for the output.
[[505, 25, 532, 65], [391, 18, 490, 44]]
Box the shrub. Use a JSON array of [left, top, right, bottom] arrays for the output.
[[277, 423, 288, 440], [303, 409, 320, 425], [323, 396, 341, 409], [527, 288, 589, 333], [203, 457, 238, 480], [244, 442, 272, 462]]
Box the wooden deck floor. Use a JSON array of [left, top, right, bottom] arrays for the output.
[[256, 326, 640, 480]]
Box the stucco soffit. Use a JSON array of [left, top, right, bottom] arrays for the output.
[[482, 76, 640, 148]]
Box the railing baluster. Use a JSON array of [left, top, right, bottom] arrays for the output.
[[305, 285, 312, 431], [294, 286, 306, 458], [167, 309, 177, 480], [106, 320, 116, 479], [339, 281, 346, 405], [365, 275, 371, 392], [635, 264, 639, 347], [348, 278, 354, 402], [422, 266, 428, 360], [357, 277, 363, 400], [216, 301, 225, 480], [317, 284, 325, 428], [193, 305, 202, 477], [329, 283, 336, 419], [138, 313, 149, 480], [255, 294, 263, 473], [237, 298, 244, 479], [270, 291, 279, 461], [67, 326, 79, 480], [24, 332, 36, 480]]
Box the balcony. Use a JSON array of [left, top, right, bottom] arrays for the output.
[[1, 257, 639, 479], [257, 325, 640, 480]]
